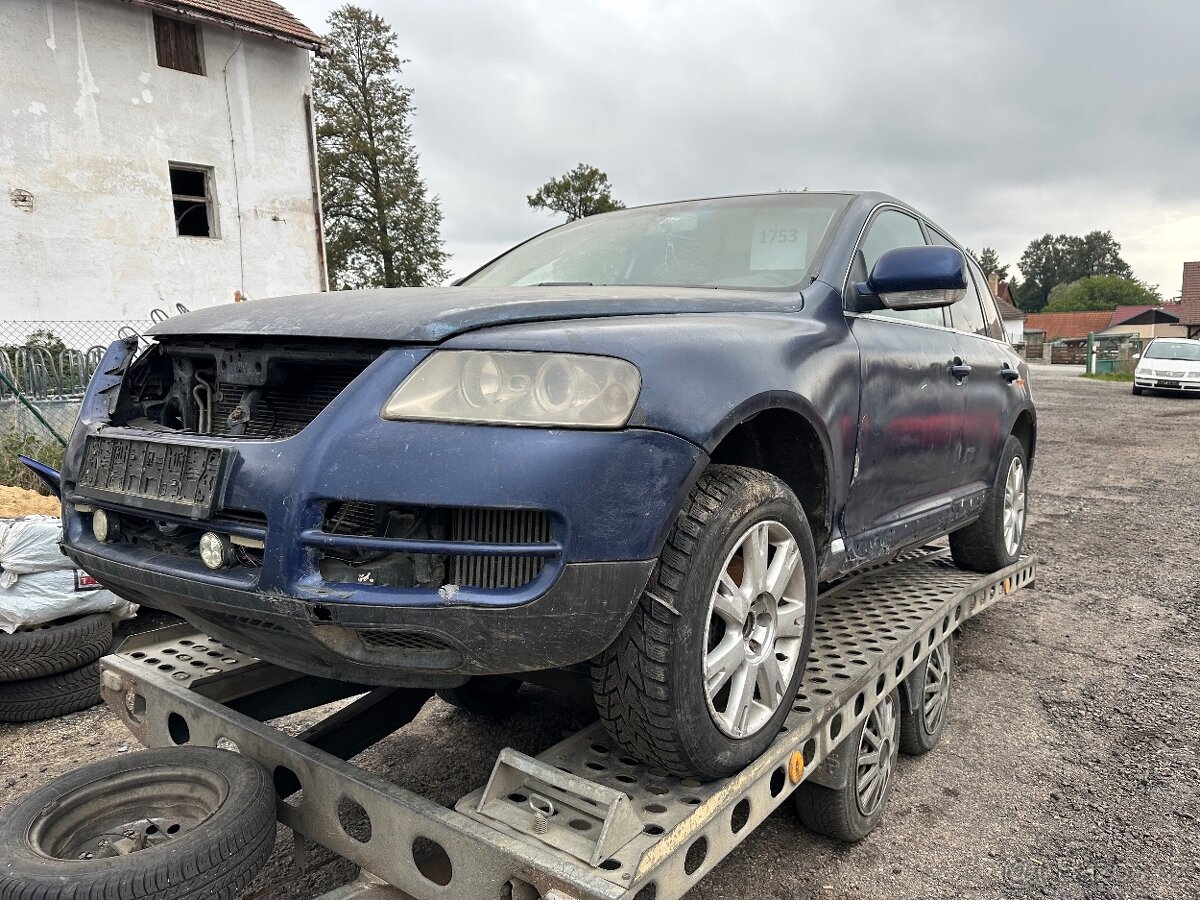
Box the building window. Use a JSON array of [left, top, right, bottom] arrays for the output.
[[170, 165, 216, 238], [154, 14, 204, 75]]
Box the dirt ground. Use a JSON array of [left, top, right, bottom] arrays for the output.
[[1, 364, 1196, 899], [0, 484, 61, 517]]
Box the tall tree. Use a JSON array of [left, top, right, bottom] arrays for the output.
[[1015, 231, 1133, 311], [314, 5, 449, 289], [528, 163, 625, 221], [974, 247, 1010, 283]]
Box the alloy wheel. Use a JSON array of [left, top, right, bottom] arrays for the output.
[[855, 694, 898, 817], [703, 520, 807, 739], [1002, 456, 1027, 557], [921, 643, 950, 734]]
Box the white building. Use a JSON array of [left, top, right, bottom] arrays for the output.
[[0, 0, 327, 322]]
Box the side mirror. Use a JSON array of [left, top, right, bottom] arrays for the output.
[[857, 246, 967, 311]]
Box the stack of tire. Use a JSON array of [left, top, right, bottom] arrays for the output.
[[0, 614, 111, 722]]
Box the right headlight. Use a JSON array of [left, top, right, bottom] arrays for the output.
[[381, 351, 642, 428]]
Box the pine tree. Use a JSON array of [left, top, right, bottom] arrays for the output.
[[314, 5, 449, 289]]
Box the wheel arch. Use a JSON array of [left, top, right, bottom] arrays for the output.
[[1010, 408, 1036, 470], [704, 394, 836, 561]]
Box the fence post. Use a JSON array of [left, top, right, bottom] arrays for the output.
[[0, 369, 68, 447]]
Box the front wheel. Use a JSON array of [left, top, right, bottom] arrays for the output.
[[1131, 385, 1144, 396], [950, 434, 1028, 573], [592, 465, 817, 780]]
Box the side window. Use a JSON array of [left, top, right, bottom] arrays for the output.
[[927, 227, 988, 337], [855, 210, 945, 328], [968, 258, 1006, 341]]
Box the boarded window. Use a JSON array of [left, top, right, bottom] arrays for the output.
[[170, 165, 216, 238], [154, 14, 204, 75]]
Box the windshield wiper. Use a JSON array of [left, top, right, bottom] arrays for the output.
[[535, 281, 594, 287]]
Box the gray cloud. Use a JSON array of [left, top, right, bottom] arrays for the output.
[[290, 0, 1200, 293]]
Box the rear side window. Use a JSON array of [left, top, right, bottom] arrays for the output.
[[854, 210, 945, 328], [968, 258, 1005, 341], [926, 226, 989, 337]]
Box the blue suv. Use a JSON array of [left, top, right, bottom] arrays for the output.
[[61, 192, 1034, 778]]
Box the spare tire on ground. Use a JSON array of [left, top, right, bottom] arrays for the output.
[[0, 659, 103, 722], [0, 747, 276, 900], [0, 613, 113, 682]]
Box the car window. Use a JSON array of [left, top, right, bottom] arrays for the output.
[[855, 210, 945, 327], [967, 258, 1005, 341]]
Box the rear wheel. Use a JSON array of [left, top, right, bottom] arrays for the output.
[[592, 465, 817, 780], [950, 435, 1028, 572], [794, 690, 900, 842], [0, 747, 276, 899]]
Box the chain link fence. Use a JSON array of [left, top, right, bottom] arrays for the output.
[[1, 320, 151, 491]]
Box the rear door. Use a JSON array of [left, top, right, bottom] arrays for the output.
[[841, 209, 967, 539]]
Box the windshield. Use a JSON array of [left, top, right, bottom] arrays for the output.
[[464, 194, 850, 290], [1144, 341, 1200, 361]]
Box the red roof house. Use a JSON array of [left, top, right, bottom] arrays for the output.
[[1181, 261, 1200, 339]]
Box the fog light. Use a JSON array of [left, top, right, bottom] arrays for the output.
[[199, 532, 235, 570], [92, 509, 118, 543]]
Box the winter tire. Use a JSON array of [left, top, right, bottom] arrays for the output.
[[0, 747, 275, 900], [0, 660, 102, 722], [950, 434, 1028, 572], [794, 689, 900, 842], [592, 464, 817, 780], [0, 613, 113, 682]]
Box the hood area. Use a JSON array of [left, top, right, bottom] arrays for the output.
[[147, 286, 802, 344]]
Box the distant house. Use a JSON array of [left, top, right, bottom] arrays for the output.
[[986, 274, 1026, 345], [1023, 311, 1115, 342], [1, 0, 328, 321], [1099, 305, 1186, 339], [1181, 261, 1200, 340]]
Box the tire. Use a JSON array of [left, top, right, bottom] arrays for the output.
[[0, 747, 275, 900], [899, 638, 952, 755], [437, 675, 522, 716], [592, 465, 817, 780], [794, 690, 900, 842], [950, 434, 1028, 573], [1131, 385, 1144, 396], [0, 660, 102, 722], [0, 613, 113, 682]]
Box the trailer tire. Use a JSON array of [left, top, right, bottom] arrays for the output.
[[0, 660, 102, 722], [794, 690, 900, 842], [593, 465, 816, 780], [0, 613, 113, 682], [437, 675, 522, 716], [950, 435, 1028, 573], [0, 747, 276, 900], [899, 638, 952, 755]]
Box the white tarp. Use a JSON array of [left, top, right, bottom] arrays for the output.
[[0, 516, 137, 633]]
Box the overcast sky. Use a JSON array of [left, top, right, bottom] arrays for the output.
[[286, 0, 1199, 295]]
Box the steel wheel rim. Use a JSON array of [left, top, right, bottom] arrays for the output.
[[703, 520, 807, 739], [1002, 456, 1026, 557], [855, 694, 897, 817], [27, 767, 228, 861], [921, 642, 950, 734]]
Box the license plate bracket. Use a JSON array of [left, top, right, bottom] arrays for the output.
[[76, 435, 231, 519]]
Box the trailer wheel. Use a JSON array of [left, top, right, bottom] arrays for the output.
[[0, 747, 276, 900], [900, 638, 952, 755], [0, 660, 102, 722], [950, 435, 1028, 573], [437, 675, 522, 716], [794, 690, 900, 842], [593, 465, 816, 780], [0, 614, 113, 683]]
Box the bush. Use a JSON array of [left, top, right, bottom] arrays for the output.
[[0, 433, 65, 495]]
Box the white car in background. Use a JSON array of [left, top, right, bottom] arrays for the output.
[[1133, 337, 1200, 395]]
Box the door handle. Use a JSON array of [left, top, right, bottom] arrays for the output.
[[950, 359, 972, 380], [1001, 366, 1021, 383]]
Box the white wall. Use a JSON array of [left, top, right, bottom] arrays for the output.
[[1003, 319, 1024, 345], [0, 0, 325, 322]]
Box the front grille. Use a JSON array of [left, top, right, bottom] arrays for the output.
[[450, 508, 552, 589], [211, 362, 370, 439], [358, 630, 454, 652]]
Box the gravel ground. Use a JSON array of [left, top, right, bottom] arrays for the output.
[[1, 364, 1196, 899]]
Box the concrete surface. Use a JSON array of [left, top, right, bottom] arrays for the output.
[[1, 364, 1196, 899]]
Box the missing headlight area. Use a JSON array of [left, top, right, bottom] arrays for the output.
[[114, 340, 379, 439], [320, 501, 553, 591]]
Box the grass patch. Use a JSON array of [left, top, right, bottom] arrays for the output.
[[0, 433, 65, 494], [1081, 372, 1134, 383]]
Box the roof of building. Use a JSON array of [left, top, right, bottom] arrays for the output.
[[129, 0, 324, 52], [993, 283, 1025, 321], [1108, 305, 1181, 327], [1023, 311, 1115, 341], [1181, 261, 1200, 325]]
